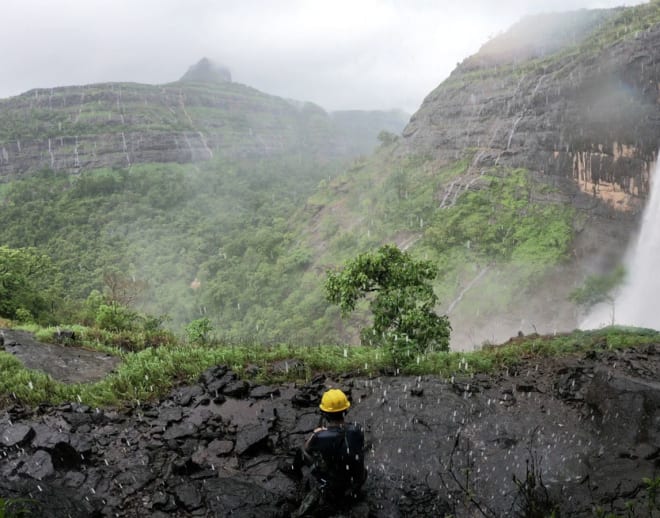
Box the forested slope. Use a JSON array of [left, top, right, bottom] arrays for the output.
[[2, 4, 660, 348]]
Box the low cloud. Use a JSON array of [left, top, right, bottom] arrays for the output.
[[0, 0, 648, 112]]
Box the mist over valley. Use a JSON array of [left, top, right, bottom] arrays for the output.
[[1, 2, 660, 516]]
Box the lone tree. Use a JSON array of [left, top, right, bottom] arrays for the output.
[[569, 266, 625, 325], [325, 244, 450, 363]]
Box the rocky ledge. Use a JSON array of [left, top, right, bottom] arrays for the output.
[[0, 344, 659, 517]]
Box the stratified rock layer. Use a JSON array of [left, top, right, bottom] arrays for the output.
[[404, 6, 660, 211], [0, 81, 408, 179]]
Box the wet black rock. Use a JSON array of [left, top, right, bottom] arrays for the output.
[[172, 385, 204, 407], [163, 421, 198, 441], [235, 423, 271, 456], [191, 438, 234, 467], [172, 478, 203, 510], [1, 423, 34, 446], [18, 450, 54, 480], [223, 379, 250, 398], [250, 386, 280, 399], [0, 346, 658, 517]]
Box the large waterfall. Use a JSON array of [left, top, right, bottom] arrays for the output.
[[582, 160, 660, 330]]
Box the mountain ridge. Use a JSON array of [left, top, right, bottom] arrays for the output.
[[0, 77, 409, 179]]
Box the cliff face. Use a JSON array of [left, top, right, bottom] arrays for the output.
[[357, 4, 660, 346], [403, 5, 660, 213], [0, 78, 408, 180]]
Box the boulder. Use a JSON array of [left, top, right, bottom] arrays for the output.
[[1, 423, 34, 446], [163, 421, 199, 441], [234, 423, 271, 456], [19, 450, 54, 480]]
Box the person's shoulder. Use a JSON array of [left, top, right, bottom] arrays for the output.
[[347, 422, 364, 434], [315, 427, 341, 439]]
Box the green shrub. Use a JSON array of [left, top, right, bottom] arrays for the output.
[[0, 496, 36, 517], [95, 303, 138, 332], [14, 308, 33, 324], [184, 317, 214, 345]]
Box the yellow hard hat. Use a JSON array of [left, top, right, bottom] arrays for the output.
[[319, 389, 351, 413]]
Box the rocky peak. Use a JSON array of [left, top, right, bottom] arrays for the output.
[[180, 57, 232, 83]]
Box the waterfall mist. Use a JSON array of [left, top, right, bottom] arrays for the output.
[[582, 159, 660, 330]]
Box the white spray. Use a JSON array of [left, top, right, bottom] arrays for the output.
[[582, 159, 660, 329]]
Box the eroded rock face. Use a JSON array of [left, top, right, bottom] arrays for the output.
[[0, 345, 659, 517], [403, 7, 660, 212], [397, 6, 660, 347], [0, 81, 408, 180]]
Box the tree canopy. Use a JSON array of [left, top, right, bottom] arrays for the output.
[[569, 266, 625, 324], [0, 246, 59, 322], [325, 244, 451, 362]]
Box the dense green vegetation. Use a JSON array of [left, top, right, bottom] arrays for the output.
[[326, 244, 450, 364], [0, 138, 575, 347], [0, 246, 59, 322], [424, 168, 572, 264], [0, 156, 344, 339], [304, 149, 574, 340], [0, 495, 33, 518]]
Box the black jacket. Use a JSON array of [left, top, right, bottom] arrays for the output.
[[304, 423, 366, 493]]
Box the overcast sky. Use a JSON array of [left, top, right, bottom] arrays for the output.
[[1, 0, 648, 113]]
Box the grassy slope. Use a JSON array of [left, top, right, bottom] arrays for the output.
[[0, 81, 311, 139], [1, 323, 657, 409], [440, 3, 660, 89]]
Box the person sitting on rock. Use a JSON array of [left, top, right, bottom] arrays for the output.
[[293, 388, 367, 517]]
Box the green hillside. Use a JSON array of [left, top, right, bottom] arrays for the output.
[[0, 76, 409, 343], [2, 3, 658, 348], [0, 140, 574, 348], [0, 92, 587, 347], [0, 155, 341, 340]]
